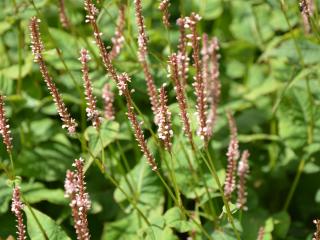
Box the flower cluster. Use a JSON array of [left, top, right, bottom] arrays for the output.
[[206, 37, 221, 139], [29, 17, 77, 133], [109, 5, 126, 60], [159, 0, 171, 27], [257, 227, 265, 240], [156, 84, 173, 152], [11, 186, 26, 240], [65, 158, 91, 240], [117, 73, 158, 171], [79, 48, 101, 128], [186, 13, 208, 143], [134, 0, 159, 119], [313, 219, 320, 240], [59, 0, 70, 29], [0, 95, 12, 152], [300, 0, 313, 33], [102, 83, 115, 120], [168, 53, 194, 149], [176, 17, 189, 85], [237, 150, 250, 210], [84, 0, 119, 84], [224, 111, 240, 200]]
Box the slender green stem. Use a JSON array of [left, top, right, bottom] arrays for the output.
[[202, 150, 241, 240], [283, 158, 305, 211], [9, 152, 15, 179]]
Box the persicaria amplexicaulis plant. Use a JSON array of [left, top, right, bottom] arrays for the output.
[[65, 158, 91, 240], [29, 17, 77, 134], [0, 95, 13, 152], [11, 186, 26, 240], [224, 111, 240, 200], [79, 48, 101, 129], [2, 0, 317, 239]]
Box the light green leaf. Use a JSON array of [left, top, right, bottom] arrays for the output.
[[25, 207, 71, 240], [114, 158, 163, 211], [164, 207, 193, 233]]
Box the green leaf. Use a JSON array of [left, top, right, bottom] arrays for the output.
[[194, 0, 223, 20], [102, 212, 144, 240], [266, 38, 320, 65], [25, 207, 71, 240], [114, 158, 163, 212], [164, 207, 193, 233], [272, 211, 290, 238], [277, 87, 320, 150], [16, 140, 76, 181]]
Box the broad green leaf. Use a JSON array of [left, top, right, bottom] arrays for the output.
[[114, 158, 163, 212], [164, 207, 193, 233], [25, 207, 71, 240], [277, 87, 320, 149], [16, 141, 76, 181], [266, 39, 320, 65], [194, 0, 223, 20], [102, 212, 144, 240], [272, 211, 290, 238]]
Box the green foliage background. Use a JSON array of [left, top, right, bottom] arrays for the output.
[[1, 0, 320, 239]]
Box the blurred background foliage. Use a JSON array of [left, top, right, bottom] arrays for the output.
[[1, 0, 320, 239]]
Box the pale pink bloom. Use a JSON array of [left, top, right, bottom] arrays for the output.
[[0, 95, 12, 152], [156, 84, 173, 152], [11, 186, 26, 240], [102, 83, 114, 120], [224, 111, 239, 200], [29, 17, 77, 133], [79, 48, 101, 128], [117, 73, 158, 171], [237, 150, 250, 210], [65, 158, 91, 240]]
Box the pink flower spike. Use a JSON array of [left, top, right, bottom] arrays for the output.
[[11, 186, 26, 240], [156, 84, 173, 152], [65, 158, 91, 240], [0, 95, 13, 152], [29, 17, 77, 134], [237, 150, 250, 210], [102, 83, 115, 120], [79, 48, 101, 129], [224, 111, 239, 200]]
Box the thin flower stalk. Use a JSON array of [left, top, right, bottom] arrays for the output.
[[0, 95, 13, 152], [159, 0, 170, 27], [237, 150, 250, 210], [84, 0, 119, 83], [156, 84, 173, 152], [313, 219, 320, 240], [11, 186, 26, 240], [65, 158, 91, 240], [256, 227, 265, 240], [176, 17, 189, 85], [187, 13, 208, 143], [206, 37, 221, 139], [134, 0, 159, 117], [102, 83, 115, 120], [117, 73, 158, 171], [109, 5, 126, 60], [79, 48, 101, 128], [59, 0, 70, 29], [168, 53, 194, 149], [29, 17, 77, 133], [224, 111, 240, 200]]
